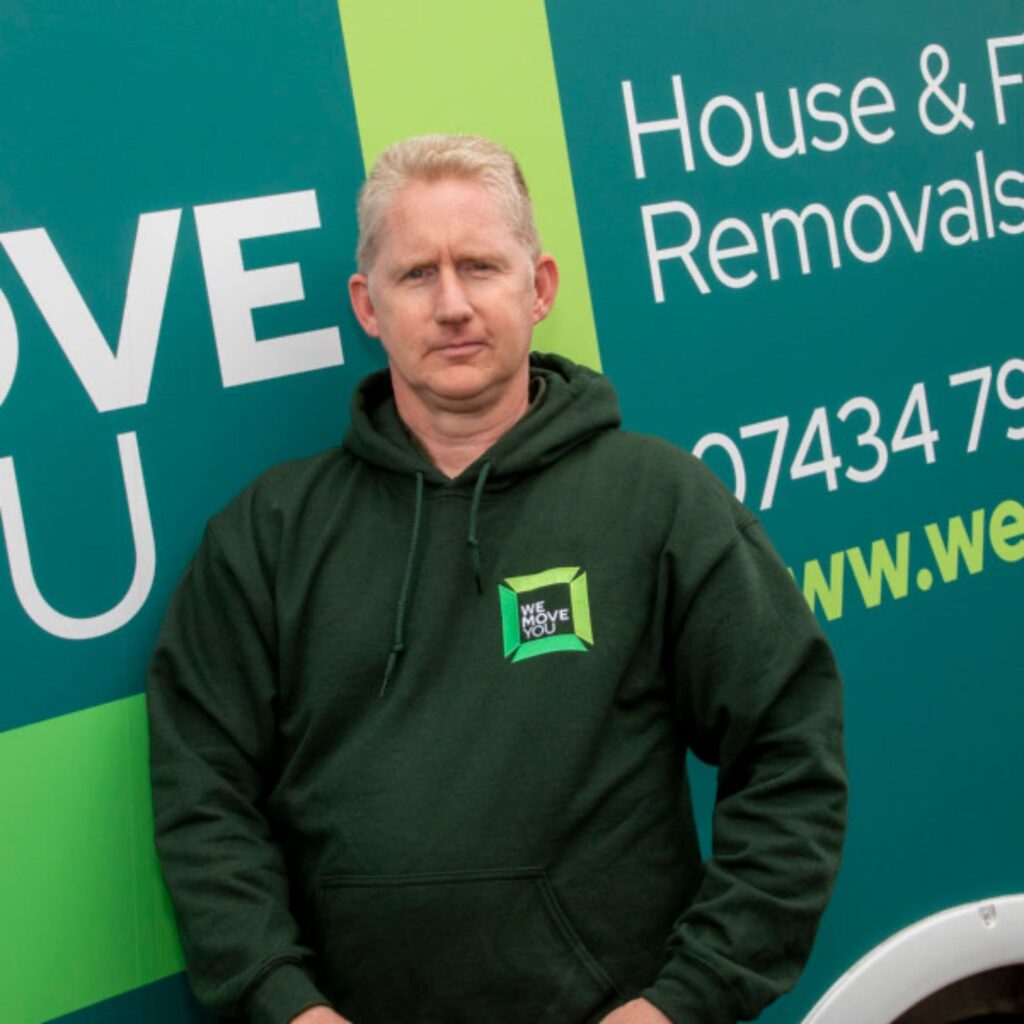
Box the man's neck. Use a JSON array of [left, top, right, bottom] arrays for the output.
[[395, 386, 530, 479]]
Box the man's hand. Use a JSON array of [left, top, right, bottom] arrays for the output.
[[289, 1006, 352, 1024], [599, 998, 673, 1024], [291, 999, 668, 1024]]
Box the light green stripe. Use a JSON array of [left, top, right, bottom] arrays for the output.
[[338, 0, 602, 370], [0, 696, 183, 1024], [505, 565, 579, 592], [570, 571, 593, 644]]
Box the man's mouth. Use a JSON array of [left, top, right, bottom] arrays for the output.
[[434, 340, 485, 355]]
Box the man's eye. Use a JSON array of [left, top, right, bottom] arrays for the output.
[[404, 267, 426, 280]]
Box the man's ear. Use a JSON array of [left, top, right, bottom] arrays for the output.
[[532, 253, 559, 324], [349, 273, 380, 337]]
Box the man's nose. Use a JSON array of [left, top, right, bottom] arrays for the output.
[[434, 267, 473, 324]]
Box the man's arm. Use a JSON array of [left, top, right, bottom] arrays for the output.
[[148, 521, 331, 1024], [642, 516, 847, 1024]]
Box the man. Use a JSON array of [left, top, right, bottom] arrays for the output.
[[148, 134, 846, 1024]]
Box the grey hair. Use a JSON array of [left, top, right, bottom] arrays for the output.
[[355, 134, 542, 273]]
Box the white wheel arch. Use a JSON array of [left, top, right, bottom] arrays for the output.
[[801, 894, 1024, 1024]]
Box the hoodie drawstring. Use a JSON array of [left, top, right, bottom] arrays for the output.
[[380, 470, 425, 697], [380, 462, 492, 696], [466, 460, 492, 595]]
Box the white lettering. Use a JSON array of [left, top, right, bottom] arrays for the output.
[[520, 598, 571, 639], [988, 34, 1024, 125], [708, 218, 759, 289], [0, 432, 155, 639], [995, 169, 1024, 234], [843, 194, 893, 263], [937, 179, 980, 246], [0, 287, 16, 406], [850, 77, 896, 144], [621, 75, 696, 179], [699, 94, 754, 168], [761, 204, 842, 280], [975, 150, 996, 239], [194, 190, 343, 389], [806, 83, 850, 153], [755, 88, 808, 160], [642, 201, 710, 299], [0, 210, 181, 412], [888, 187, 932, 253]]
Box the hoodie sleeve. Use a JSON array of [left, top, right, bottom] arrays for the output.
[[642, 515, 848, 1024], [147, 521, 330, 1024]]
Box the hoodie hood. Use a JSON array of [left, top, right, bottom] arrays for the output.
[[341, 352, 622, 694], [343, 352, 622, 485]]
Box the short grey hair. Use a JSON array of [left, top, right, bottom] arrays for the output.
[[355, 134, 542, 273]]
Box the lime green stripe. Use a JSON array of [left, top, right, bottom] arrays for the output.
[[0, 696, 183, 1024], [338, 0, 602, 370], [570, 571, 593, 644], [506, 565, 579, 592]]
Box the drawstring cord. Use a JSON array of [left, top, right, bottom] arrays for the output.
[[380, 461, 491, 695], [380, 470, 425, 697], [466, 460, 492, 594]]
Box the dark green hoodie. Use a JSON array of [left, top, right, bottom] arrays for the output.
[[148, 353, 846, 1024]]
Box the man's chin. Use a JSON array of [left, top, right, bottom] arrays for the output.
[[422, 368, 521, 412], [428, 366, 492, 396]]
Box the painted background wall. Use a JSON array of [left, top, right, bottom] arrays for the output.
[[0, 2, 1020, 1022]]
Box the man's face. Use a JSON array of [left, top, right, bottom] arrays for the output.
[[349, 177, 558, 418]]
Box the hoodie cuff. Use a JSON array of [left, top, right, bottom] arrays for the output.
[[641, 956, 742, 1024], [244, 961, 331, 1024]]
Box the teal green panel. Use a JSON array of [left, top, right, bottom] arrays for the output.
[[47, 972, 208, 1024], [0, 0, 373, 733], [547, 2, 1024, 1021]]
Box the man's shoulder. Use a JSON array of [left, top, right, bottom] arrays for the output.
[[207, 445, 354, 549], [247, 444, 350, 495], [584, 428, 757, 533], [606, 429, 694, 464], [594, 428, 739, 488]]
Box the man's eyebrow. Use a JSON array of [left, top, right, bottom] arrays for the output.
[[389, 255, 435, 276], [458, 249, 510, 265]]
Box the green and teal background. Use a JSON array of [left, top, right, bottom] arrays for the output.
[[1, 2, 1020, 1021]]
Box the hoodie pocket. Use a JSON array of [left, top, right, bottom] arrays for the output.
[[314, 866, 618, 1024]]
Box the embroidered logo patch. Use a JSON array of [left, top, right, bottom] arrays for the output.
[[498, 566, 593, 662]]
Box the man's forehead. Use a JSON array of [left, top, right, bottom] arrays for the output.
[[378, 177, 520, 257]]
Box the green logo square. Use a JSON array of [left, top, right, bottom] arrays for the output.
[[498, 566, 593, 662]]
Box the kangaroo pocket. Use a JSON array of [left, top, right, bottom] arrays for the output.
[[314, 867, 619, 1024]]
